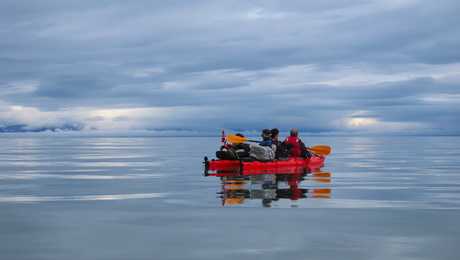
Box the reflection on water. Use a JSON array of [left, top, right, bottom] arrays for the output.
[[207, 167, 332, 207]]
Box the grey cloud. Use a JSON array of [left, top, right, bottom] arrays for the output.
[[0, 0, 459, 134], [35, 76, 111, 98]]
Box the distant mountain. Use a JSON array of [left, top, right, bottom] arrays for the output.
[[0, 123, 83, 133]]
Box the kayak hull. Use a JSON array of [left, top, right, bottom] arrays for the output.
[[205, 156, 325, 176]]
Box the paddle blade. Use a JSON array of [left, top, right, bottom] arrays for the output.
[[312, 171, 331, 183], [224, 197, 245, 205], [309, 145, 332, 156], [312, 171, 331, 178], [311, 188, 331, 199], [226, 134, 248, 144]]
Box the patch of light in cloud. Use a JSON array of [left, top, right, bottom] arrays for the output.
[[84, 107, 174, 130], [0, 104, 69, 128], [347, 117, 379, 127], [340, 112, 425, 133], [129, 67, 165, 78], [245, 8, 289, 20], [420, 94, 460, 103]]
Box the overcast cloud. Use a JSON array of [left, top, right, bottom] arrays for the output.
[[0, 0, 459, 134]]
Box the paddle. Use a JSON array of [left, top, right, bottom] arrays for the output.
[[226, 134, 259, 144], [307, 145, 331, 156], [225, 134, 332, 156]]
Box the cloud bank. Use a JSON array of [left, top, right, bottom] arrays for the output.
[[1, 0, 459, 134]]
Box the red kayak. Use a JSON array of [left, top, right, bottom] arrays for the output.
[[204, 155, 325, 176]]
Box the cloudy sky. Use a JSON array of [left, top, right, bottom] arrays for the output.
[[0, 0, 459, 134]]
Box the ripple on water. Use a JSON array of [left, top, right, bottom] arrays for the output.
[[0, 193, 166, 203]]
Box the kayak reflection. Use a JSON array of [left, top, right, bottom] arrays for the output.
[[209, 169, 332, 207]]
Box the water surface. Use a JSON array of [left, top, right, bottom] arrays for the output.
[[1, 135, 459, 259]]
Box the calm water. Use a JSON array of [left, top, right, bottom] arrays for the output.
[[1, 135, 459, 259]]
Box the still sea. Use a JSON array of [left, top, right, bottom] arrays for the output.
[[0, 135, 459, 259]]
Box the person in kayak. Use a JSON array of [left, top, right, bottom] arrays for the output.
[[259, 129, 273, 146], [249, 129, 276, 161], [271, 128, 280, 145], [271, 128, 289, 159], [283, 128, 310, 158]]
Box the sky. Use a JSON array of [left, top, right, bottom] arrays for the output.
[[0, 0, 459, 135]]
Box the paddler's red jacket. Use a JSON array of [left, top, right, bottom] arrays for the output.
[[283, 136, 306, 157]]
